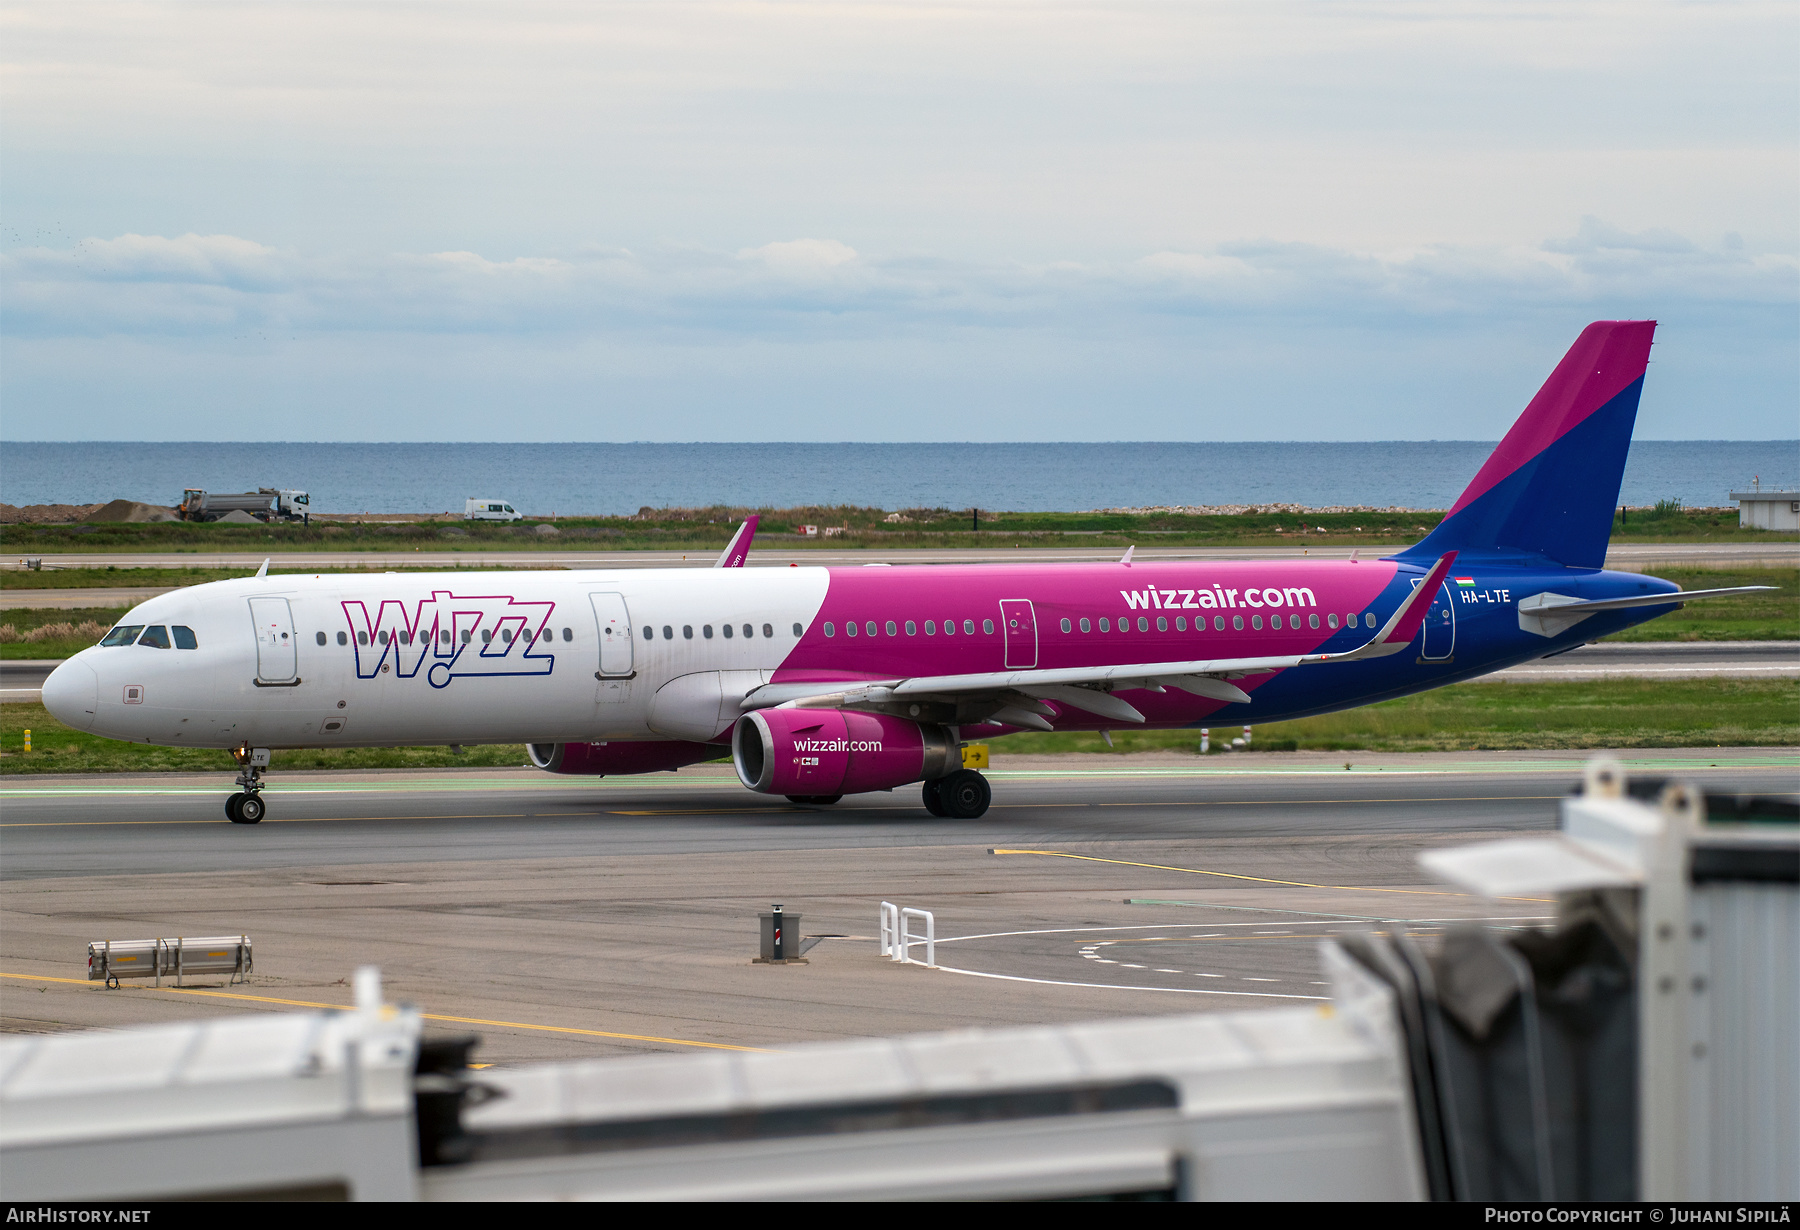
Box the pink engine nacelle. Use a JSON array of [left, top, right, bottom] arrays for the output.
[[528, 740, 722, 776], [733, 708, 960, 796]]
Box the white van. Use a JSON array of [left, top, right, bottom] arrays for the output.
[[464, 498, 523, 522]]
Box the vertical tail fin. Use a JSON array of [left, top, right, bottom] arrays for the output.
[[1396, 321, 1656, 569]]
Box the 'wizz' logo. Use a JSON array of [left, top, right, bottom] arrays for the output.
[[342, 591, 556, 689]]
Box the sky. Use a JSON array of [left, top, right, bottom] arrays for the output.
[[1, 1, 1795, 442]]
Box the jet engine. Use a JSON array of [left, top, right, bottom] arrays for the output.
[[733, 708, 959, 798], [527, 740, 721, 776]]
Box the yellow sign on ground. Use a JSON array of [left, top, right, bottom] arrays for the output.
[[961, 743, 990, 769]]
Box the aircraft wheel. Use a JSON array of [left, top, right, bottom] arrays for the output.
[[921, 778, 949, 817], [225, 792, 245, 822], [237, 793, 266, 824], [785, 794, 843, 806], [939, 770, 991, 819]]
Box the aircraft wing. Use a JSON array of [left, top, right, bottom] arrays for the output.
[[741, 554, 1458, 728]]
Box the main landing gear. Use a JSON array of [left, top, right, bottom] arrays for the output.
[[923, 770, 991, 819], [227, 746, 271, 824]]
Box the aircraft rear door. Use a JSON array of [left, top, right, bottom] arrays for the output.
[[1410, 576, 1455, 661], [249, 597, 298, 682], [589, 592, 635, 703]]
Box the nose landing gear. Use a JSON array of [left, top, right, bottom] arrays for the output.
[[227, 746, 272, 824]]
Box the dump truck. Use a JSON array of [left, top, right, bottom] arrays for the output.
[[177, 488, 310, 524]]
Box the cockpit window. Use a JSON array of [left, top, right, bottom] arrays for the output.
[[137, 626, 172, 649], [173, 626, 199, 649], [100, 625, 145, 647]]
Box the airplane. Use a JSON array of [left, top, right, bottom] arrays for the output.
[[40, 320, 1770, 824]]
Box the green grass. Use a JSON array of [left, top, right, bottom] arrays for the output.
[[5, 503, 1792, 555], [0, 564, 562, 590], [989, 678, 1800, 756], [0, 702, 535, 774], [1602, 567, 1797, 642], [4, 679, 1794, 774], [0, 607, 129, 659]]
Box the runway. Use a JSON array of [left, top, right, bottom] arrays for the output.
[[2, 750, 1792, 1061]]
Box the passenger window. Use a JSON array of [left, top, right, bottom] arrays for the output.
[[175, 626, 199, 650], [462, 629, 473, 643], [663, 626, 674, 639], [846, 622, 857, 637], [886, 621, 897, 636], [643, 626, 653, 640], [963, 620, 975, 635], [1098, 617, 1109, 632], [481, 630, 492, 643], [504, 629, 515, 643], [442, 629, 452, 643], [1233, 615, 1245, 631], [380, 631, 391, 645], [336, 631, 347, 646], [1328, 614, 1339, 629], [315, 631, 327, 646], [982, 619, 994, 635], [1156, 617, 1168, 632], [564, 627, 573, 642], [400, 631, 412, 645], [866, 621, 877, 636], [358, 631, 369, 646], [824, 622, 836, 637], [1214, 616, 1226, 631], [704, 625, 715, 638], [905, 620, 916, 636], [683, 626, 693, 639], [791, 623, 802, 636], [1309, 614, 1320, 629], [1251, 615, 1263, 630], [1365, 612, 1376, 628], [723, 623, 734, 638], [1060, 618, 1072, 633], [1175, 617, 1186, 631], [1136, 617, 1148, 633], [100, 625, 144, 647], [943, 619, 955, 636], [1080, 618, 1091, 633], [137, 625, 171, 648], [925, 621, 936, 635]]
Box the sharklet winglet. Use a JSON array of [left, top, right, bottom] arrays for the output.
[[713, 516, 759, 568]]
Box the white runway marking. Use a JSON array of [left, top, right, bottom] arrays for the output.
[[934, 964, 1329, 1001]]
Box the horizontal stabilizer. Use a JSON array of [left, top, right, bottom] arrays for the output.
[[1518, 586, 1775, 638]]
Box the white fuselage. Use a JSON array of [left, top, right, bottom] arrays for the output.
[[47, 569, 831, 750]]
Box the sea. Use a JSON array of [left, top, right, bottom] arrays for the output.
[[2, 441, 1794, 516]]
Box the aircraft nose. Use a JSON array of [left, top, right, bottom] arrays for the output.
[[41, 658, 98, 731]]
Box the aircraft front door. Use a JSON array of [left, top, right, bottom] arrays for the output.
[[590, 592, 635, 703], [248, 597, 297, 682], [999, 599, 1038, 669], [1411, 577, 1455, 661]]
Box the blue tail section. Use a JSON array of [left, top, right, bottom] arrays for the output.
[[1396, 321, 1656, 569]]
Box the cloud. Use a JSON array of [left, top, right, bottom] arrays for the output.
[[1, 222, 1793, 349], [738, 238, 859, 270]]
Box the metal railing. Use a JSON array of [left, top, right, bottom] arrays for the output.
[[88, 935, 252, 988], [878, 902, 935, 967]]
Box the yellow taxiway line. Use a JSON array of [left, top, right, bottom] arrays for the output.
[[0, 972, 774, 1053]]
